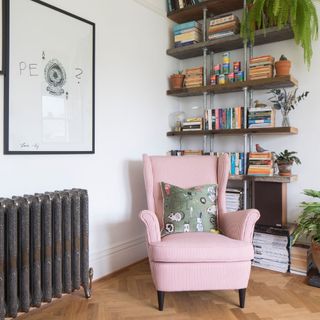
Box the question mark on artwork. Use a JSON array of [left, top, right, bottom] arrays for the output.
[[75, 68, 83, 84]]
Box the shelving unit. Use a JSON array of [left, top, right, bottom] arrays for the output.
[[229, 175, 298, 183], [167, 26, 294, 60], [167, 75, 298, 97], [167, 126, 298, 136], [166, 0, 298, 220]]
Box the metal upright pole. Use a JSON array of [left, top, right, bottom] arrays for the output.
[[202, 8, 208, 153], [243, 0, 249, 210]]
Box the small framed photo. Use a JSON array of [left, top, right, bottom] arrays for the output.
[[3, 0, 95, 154]]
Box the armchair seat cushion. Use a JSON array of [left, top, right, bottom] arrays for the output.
[[150, 232, 254, 263]]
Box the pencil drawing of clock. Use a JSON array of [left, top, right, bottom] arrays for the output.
[[44, 59, 67, 96]]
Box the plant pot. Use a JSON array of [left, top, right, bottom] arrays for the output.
[[311, 240, 320, 273], [170, 74, 185, 89], [275, 60, 292, 77], [277, 162, 292, 176]]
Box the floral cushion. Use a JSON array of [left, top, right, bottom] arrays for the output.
[[160, 182, 218, 236]]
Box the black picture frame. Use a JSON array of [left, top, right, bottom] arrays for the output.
[[3, 0, 95, 154]]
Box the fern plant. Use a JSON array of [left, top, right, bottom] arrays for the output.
[[241, 0, 319, 67], [293, 189, 320, 244]]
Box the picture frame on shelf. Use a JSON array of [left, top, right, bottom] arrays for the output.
[[3, 0, 95, 154]]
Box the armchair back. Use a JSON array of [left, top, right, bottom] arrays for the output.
[[143, 154, 230, 228]]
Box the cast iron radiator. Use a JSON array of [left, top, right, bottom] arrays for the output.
[[0, 189, 93, 319]]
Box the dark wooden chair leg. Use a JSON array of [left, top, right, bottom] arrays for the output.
[[239, 288, 246, 308], [157, 291, 165, 311]]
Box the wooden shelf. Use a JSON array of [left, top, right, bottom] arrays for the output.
[[167, 127, 298, 137], [229, 175, 298, 183], [167, 75, 298, 97], [167, 0, 243, 24], [167, 26, 294, 60]]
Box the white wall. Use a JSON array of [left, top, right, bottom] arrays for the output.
[[2, 0, 320, 279], [177, 5, 320, 223], [0, 0, 177, 279]]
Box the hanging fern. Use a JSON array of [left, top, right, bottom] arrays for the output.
[[240, 0, 319, 67]]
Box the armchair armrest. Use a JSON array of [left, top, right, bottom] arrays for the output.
[[219, 209, 260, 243], [139, 210, 161, 244]]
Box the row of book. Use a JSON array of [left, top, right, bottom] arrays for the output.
[[248, 105, 275, 128], [167, 0, 202, 13], [226, 188, 243, 212], [249, 55, 275, 80], [208, 14, 240, 40], [204, 107, 245, 130], [184, 66, 203, 88], [211, 152, 246, 176], [247, 152, 274, 176], [173, 21, 202, 48]]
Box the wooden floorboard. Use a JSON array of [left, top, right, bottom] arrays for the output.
[[13, 260, 320, 320]]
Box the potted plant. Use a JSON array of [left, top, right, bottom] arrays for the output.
[[240, 0, 319, 67], [169, 71, 185, 89], [293, 189, 320, 273], [275, 149, 301, 176], [275, 55, 291, 77], [269, 88, 309, 127]]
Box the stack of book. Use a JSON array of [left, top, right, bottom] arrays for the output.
[[184, 66, 203, 88], [290, 244, 312, 276], [247, 152, 274, 176], [249, 55, 274, 80], [208, 14, 240, 40], [248, 105, 275, 128], [226, 188, 243, 212], [182, 117, 203, 131], [173, 21, 202, 48], [253, 225, 296, 273], [211, 152, 245, 176], [204, 106, 245, 130]]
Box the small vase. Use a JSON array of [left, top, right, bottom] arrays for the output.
[[281, 111, 290, 127], [277, 162, 292, 176]]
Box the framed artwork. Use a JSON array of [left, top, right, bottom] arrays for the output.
[[3, 0, 95, 154]]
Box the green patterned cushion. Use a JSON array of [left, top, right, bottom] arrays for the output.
[[161, 182, 218, 236]]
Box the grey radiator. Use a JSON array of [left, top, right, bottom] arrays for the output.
[[0, 189, 93, 319]]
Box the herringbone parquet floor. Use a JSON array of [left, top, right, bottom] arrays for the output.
[[17, 259, 320, 320]]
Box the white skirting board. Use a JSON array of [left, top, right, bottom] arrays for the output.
[[90, 235, 147, 279]]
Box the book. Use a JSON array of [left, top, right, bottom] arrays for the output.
[[173, 21, 201, 33], [208, 21, 239, 33], [174, 27, 201, 35], [208, 31, 236, 39], [209, 14, 239, 26]]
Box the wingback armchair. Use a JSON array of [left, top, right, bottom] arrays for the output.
[[139, 154, 260, 311]]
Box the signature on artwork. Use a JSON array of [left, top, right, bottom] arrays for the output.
[[20, 142, 40, 150]]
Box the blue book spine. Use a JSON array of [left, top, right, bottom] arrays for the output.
[[174, 21, 199, 32], [231, 153, 236, 175], [167, 0, 173, 12], [174, 27, 199, 35], [239, 153, 244, 175]]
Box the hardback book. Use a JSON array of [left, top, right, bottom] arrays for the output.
[[208, 31, 236, 39], [208, 21, 239, 33], [173, 21, 201, 33], [209, 14, 239, 26]]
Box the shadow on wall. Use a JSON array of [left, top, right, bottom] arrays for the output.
[[127, 159, 148, 221], [100, 159, 148, 275]]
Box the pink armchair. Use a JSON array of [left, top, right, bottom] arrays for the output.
[[139, 154, 260, 311]]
